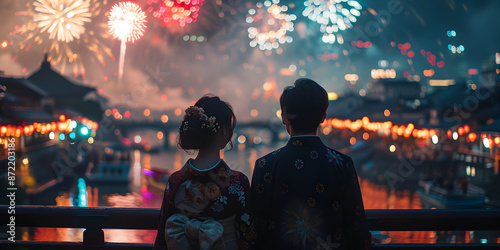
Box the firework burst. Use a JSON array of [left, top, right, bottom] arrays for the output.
[[10, 0, 113, 78], [33, 0, 92, 42], [108, 2, 147, 43], [303, 0, 362, 44], [153, 0, 205, 28], [108, 1, 147, 83], [246, 0, 296, 51]]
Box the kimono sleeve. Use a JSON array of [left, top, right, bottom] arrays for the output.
[[341, 157, 371, 250], [153, 172, 182, 250], [234, 173, 257, 249]]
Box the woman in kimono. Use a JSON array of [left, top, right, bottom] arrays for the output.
[[154, 95, 255, 250]]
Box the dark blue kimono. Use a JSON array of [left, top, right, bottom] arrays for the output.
[[251, 135, 370, 249]]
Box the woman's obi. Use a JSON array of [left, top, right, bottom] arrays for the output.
[[165, 213, 238, 250]]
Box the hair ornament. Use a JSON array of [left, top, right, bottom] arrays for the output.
[[181, 106, 221, 133], [182, 121, 189, 131], [185, 106, 205, 116]]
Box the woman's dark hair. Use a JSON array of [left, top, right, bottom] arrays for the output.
[[178, 94, 237, 150], [280, 78, 328, 134]]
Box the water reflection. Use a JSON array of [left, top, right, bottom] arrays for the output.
[[26, 142, 474, 244]]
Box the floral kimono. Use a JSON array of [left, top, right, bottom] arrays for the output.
[[251, 136, 370, 249], [154, 159, 256, 249]]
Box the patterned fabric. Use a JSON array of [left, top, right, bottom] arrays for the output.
[[154, 159, 256, 250], [251, 136, 370, 250], [165, 213, 225, 250]]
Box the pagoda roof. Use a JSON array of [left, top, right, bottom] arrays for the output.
[[27, 55, 95, 99], [0, 87, 21, 104], [3, 109, 57, 124], [478, 119, 500, 133], [0, 77, 47, 99]]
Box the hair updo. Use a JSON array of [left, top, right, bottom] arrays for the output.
[[178, 94, 237, 150]]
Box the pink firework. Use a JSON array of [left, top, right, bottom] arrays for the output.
[[154, 0, 204, 27], [108, 1, 147, 43]]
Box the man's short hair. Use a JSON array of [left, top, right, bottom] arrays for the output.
[[280, 78, 329, 134]]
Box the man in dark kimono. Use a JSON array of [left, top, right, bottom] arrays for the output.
[[251, 78, 370, 249]]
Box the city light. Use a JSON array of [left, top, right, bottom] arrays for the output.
[[371, 69, 396, 79], [161, 114, 169, 123], [350, 137, 356, 145], [238, 135, 246, 144], [253, 136, 262, 144], [429, 80, 455, 86], [389, 145, 396, 152], [431, 134, 438, 144], [363, 132, 369, 140], [328, 92, 338, 101], [345, 74, 359, 82], [468, 133, 477, 142], [134, 135, 142, 144], [49, 131, 55, 140], [483, 137, 490, 149], [80, 126, 88, 135]]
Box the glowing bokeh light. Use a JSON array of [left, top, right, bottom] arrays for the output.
[[483, 137, 490, 149], [431, 134, 438, 144], [238, 135, 246, 144], [247, 0, 296, 51], [134, 135, 142, 144], [153, 0, 205, 27], [108, 2, 147, 43], [303, 0, 362, 44]]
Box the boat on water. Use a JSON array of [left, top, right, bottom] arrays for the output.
[[142, 167, 171, 196], [85, 144, 131, 184], [417, 180, 486, 209]]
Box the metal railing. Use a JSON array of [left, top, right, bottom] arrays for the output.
[[1, 205, 500, 249]]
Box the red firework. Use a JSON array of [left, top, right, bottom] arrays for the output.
[[154, 0, 205, 27]]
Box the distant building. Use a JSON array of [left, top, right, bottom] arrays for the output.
[[367, 79, 422, 102], [27, 55, 104, 120]]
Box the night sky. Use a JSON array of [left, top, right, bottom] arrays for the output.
[[1, 0, 499, 121]]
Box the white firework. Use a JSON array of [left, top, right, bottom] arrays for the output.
[[246, 0, 296, 51], [303, 0, 362, 44], [33, 0, 92, 42]]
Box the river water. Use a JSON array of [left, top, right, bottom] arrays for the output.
[[19, 139, 478, 245]]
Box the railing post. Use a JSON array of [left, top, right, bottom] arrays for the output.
[[83, 228, 105, 246]]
